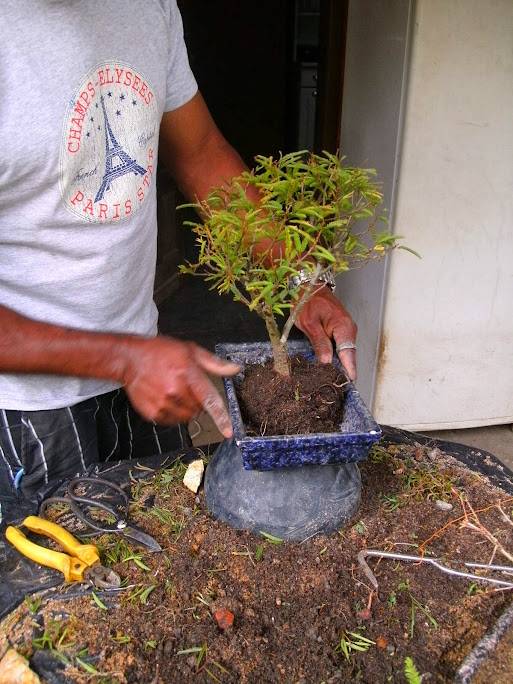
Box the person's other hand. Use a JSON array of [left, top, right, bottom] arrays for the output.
[[121, 337, 240, 437], [295, 287, 358, 382]]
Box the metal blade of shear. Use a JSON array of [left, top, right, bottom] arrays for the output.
[[119, 525, 162, 552]]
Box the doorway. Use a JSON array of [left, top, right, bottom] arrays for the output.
[[177, 0, 347, 161], [155, 1, 348, 306]]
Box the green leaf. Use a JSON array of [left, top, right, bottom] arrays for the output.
[[289, 219, 315, 230], [398, 245, 422, 258], [91, 591, 108, 611], [325, 219, 348, 230], [260, 531, 284, 545], [375, 231, 398, 246], [123, 555, 150, 571], [349, 643, 369, 652], [311, 246, 336, 262], [140, 584, 157, 604], [344, 236, 358, 253], [347, 632, 375, 644], [246, 280, 273, 290], [404, 657, 422, 684], [75, 657, 99, 674]]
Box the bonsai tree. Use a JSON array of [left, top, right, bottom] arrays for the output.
[[180, 151, 406, 377]]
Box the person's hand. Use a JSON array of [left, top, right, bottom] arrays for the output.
[[294, 287, 358, 382], [121, 336, 240, 437]]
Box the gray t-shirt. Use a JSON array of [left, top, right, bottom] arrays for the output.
[[0, 0, 198, 410]]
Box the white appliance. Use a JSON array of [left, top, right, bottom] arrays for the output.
[[337, 0, 513, 430]]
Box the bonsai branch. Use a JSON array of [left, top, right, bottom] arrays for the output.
[[179, 151, 407, 376]]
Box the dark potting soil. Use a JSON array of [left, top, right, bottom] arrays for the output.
[[238, 358, 348, 436], [2, 441, 513, 684]]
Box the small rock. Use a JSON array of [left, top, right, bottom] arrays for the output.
[[428, 447, 442, 461], [414, 446, 424, 461], [306, 626, 318, 640], [163, 639, 174, 656], [0, 650, 40, 684], [183, 459, 204, 493], [183, 507, 193, 517], [376, 636, 389, 649], [435, 500, 453, 512], [356, 607, 372, 621], [214, 609, 234, 630], [142, 493, 156, 508]]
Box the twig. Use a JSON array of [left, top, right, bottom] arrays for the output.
[[418, 496, 513, 557], [149, 662, 160, 684], [497, 504, 513, 529], [280, 263, 322, 345], [460, 499, 513, 565], [351, 562, 378, 595], [486, 585, 513, 595]]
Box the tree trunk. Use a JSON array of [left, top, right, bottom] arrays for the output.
[[264, 313, 290, 376]]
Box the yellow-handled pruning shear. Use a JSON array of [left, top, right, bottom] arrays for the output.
[[6, 516, 121, 589]]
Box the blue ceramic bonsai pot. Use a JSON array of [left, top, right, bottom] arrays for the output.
[[216, 339, 381, 470]]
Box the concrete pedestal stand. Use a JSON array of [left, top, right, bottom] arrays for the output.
[[204, 438, 361, 542]]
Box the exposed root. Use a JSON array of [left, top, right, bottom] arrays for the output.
[[419, 496, 513, 558], [460, 498, 513, 565]]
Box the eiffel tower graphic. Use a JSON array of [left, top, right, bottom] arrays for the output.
[[94, 95, 146, 203]]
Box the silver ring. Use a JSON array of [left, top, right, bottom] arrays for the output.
[[336, 342, 356, 353]]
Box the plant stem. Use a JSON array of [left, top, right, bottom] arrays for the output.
[[264, 312, 290, 376], [280, 263, 323, 347]]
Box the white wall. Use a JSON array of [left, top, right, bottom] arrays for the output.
[[341, 0, 513, 429]]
